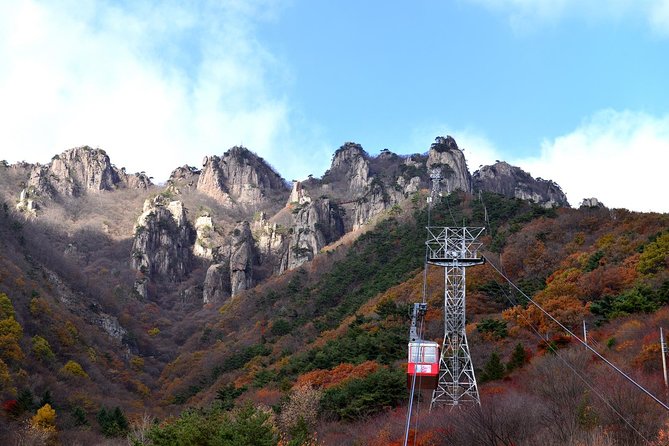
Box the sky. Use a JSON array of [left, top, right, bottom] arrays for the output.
[[1, 0, 669, 212]]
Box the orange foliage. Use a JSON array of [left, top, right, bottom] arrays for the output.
[[503, 267, 590, 334], [295, 361, 380, 389], [634, 343, 662, 373]]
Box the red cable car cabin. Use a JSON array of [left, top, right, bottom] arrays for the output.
[[407, 340, 440, 390]]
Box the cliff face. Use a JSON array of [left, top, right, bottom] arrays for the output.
[[473, 161, 569, 208], [280, 199, 345, 272], [196, 146, 289, 209], [202, 221, 258, 304], [27, 146, 151, 198], [131, 196, 195, 285], [328, 142, 371, 196], [426, 136, 472, 193]]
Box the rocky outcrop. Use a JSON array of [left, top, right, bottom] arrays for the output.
[[131, 196, 195, 284], [203, 264, 228, 304], [197, 146, 289, 208], [27, 146, 151, 198], [325, 142, 371, 196], [252, 213, 286, 258], [288, 181, 312, 205], [280, 199, 345, 271], [427, 136, 472, 193], [580, 197, 605, 209], [473, 161, 569, 208], [353, 181, 404, 229], [202, 221, 258, 303], [193, 214, 216, 260], [168, 165, 200, 193], [16, 187, 39, 216], [228, 222, 256, 296]]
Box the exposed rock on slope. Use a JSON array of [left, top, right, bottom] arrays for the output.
[[427, 136, 472, 193], [202, 221, 259, 303], [473, 161, 568, 208], [197, 146, 289, 209], [280, 198, 345, 272], [326, 142, 371, 196], [168, 165, 200, 193], [27, 146, 151, 198], [580, 197, 606, 209], [131, 196, 195, 284]]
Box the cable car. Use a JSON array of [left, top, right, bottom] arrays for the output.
[[407, 340, 440, 390]]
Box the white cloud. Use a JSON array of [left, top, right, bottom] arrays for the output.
[[513, 109, 669, 212], [0, 0, 316, 182], [413, 110, 669, 213], [467, 0, 669, 36]]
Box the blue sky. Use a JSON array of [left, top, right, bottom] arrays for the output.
[[1, 0, 668, 212]]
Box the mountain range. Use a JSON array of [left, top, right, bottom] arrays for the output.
[[0, 136, 667, 445]]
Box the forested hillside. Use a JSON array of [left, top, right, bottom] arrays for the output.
[[0, 145, 668, 445]]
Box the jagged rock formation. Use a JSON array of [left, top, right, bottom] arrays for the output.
[[280, 198, 345, 271], [193, 214, 216, 260], [202, 221, 258, 303], [473, 161, 569, 208], [327, 142, 371, 195], [168, 165, 200, 193], [252, 213, 287, 258], [27, 146, 151, 198], [580, 197, 606, 209], [202, 264, 228, 304], [131, 196, 195, 284], [16, 188, 39, 216], [197, 146, 289, 209], [288, 181, 312, 205], [427, 136, 472, 193], [228, 222, 257, 296], [352, 180, 404, 230]]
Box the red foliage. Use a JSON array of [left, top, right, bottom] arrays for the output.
[[2, 399, 19, 417]]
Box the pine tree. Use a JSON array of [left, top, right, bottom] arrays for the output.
[[480, 351, 505, 382], [507, 343, 527, 372]]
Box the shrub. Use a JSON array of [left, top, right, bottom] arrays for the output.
[[321, 367, 405, 421], [31, 336, 56, 362], [146, 404, 278, 446], [60, 360, 89, 379], [0, 293, 14, 319], [477, 318, 508, 340], [31, 403, 57, 432], [270, 319, 292, 337]]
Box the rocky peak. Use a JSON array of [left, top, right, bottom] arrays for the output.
[[473, 161, 569, 208], [196, 146, 289, 208], [27, 146, 151, 199], [131, 195, 195, 286], [580, 197, 605, 209], [427, 136, 472, 193], [324, 142, 371, 196], [202, 221, 258, 304]]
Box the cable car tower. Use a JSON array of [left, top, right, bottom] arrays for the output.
[[426, 171, 485, 408]]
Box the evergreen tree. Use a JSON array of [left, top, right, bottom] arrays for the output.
[[507, 343, 528, 372], [98, 406, 129, 437], [72, 406, 89, 427], [480, 351, 505, 382]]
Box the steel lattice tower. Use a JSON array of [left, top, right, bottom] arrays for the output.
[[427, 227, 485, 407]]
